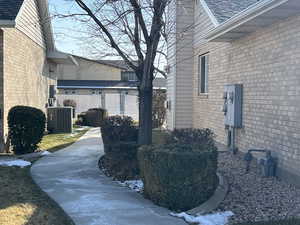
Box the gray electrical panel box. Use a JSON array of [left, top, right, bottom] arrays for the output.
[[223, 84, 243, 128]]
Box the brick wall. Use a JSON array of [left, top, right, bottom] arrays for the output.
[[192, 14, 300, 184], [2, 28, 56, 137]]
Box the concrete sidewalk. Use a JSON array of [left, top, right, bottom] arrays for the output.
[[31, 128, 187, 225]]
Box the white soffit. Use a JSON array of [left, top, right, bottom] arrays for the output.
[[205, 0, 300, 42]]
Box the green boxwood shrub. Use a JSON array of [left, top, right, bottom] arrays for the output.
[[85, 108, 107, 127], [100, 142, 139, 181], [166, 128, 215, 146], [138, 129, 218, 211], [8, 106, 46, 155], [101, 116, 138, 153], [76, 108, 107, 127], [100, 116, 139, 180]]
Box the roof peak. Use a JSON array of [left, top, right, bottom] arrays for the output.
[[203, 0, 264, 23]]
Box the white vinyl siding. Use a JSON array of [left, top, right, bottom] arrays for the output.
[[173, 0, 195, 128], [15, 0, 45, 48], [57, 91, 139, 120], [105, 93, 121, 116], [125, 94, 139, 121], [166, 0, 177, 129], [57, 94, 102, 114]]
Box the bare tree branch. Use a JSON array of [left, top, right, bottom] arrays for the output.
[[74, 0, 138, 70]]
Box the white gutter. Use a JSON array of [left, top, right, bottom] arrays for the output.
[[204, 0, 289, 41], [47, 51, 79, 66], [0, 20, 15, 27]]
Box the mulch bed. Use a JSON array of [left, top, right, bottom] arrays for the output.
[[217, 151, 300, 224]]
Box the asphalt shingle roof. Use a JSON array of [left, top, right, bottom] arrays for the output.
[[204, 0, 263, 23], [58, 78, 166, 89], [58, 80, 139, 88], [0, 0, 24, 20], [97, 60, 136, 71]]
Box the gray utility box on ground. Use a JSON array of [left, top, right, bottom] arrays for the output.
[[223, 84, 243, 128], [47, 107, 73, 133]]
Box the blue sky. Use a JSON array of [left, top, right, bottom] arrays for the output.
[[49, 0, 88, 56], [48, 0, 167, 70]]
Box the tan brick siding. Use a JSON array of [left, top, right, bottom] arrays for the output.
[[2, 28, 56, 137], [192, 14, 300, 178]]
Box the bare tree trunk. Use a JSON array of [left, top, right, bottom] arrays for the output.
[[138, 87, 153, 145]]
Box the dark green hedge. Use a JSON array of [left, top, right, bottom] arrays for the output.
[[101, 116, 138, 154], [100, 142, 140, 181], [8, 106, 46, 154], [100, 116, 139, 180], [138, 144, 218, 211], [76, 108, 107, 127], [166, 128, 215, 146]]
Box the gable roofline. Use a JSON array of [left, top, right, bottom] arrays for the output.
[[199, 0, 219, 27], [0, 0, 55, 51], [36, 0, 55, 51], [0, 20, 15, 27], [204, 0, 291, 41], [70, 54, 135, 71]]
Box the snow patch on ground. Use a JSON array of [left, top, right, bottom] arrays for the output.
[[41, 151, 52, 156], [0, 159, 31, 168], [75, 127, 89, 131], [170, 211, 234, 225], [118, 180, 144, 192]]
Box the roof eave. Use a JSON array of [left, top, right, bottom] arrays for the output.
[[0, 20, 16, 28], [204, 0, 289, 42], [199, 0, 219, 27], [47, 51, 79, 66]]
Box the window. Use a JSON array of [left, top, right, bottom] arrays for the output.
[[198, 54, 209, 94], [121, 72, 137, 81], [64, 89, 76, 95]]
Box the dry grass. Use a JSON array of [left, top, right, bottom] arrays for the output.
[[38, 128, 89, 153], [0, 167, 74, 225], [0, 127, 89, 225]]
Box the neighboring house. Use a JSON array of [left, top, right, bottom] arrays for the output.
[[0, 0, 74, 149], [56, 55, 166, 121], [167, 0, 300, 185]]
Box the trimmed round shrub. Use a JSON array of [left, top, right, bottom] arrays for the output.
[[85, 108, 107, 127], [138, 128, 218, 211], [8, 106, 46, 155], [100, 116, 139, 180], [75, 108, 107, 127], [101, 116, 138, 153]]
